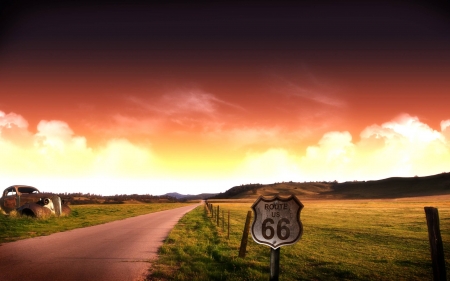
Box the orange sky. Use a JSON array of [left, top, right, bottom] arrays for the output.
[[1, 1, 450, 195]]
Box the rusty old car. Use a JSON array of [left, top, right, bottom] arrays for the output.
[[0, 185, 71, 217]]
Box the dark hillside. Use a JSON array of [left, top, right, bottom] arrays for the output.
[[327, 172, 450, 199], [210, 182, 333, 200], [210, 184, 264, 199], [209, 172, 450, 200]]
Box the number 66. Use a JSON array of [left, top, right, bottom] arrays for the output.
[[262, 218, 290, 240]]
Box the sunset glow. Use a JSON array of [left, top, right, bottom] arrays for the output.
[[1, 2, 450, 195]]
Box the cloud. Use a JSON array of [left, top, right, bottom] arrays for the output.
[[92, 138, 156, 177], [361, 114, 443, 143], [117, 90, 244, 135], [128, 90, 243, 116], [160, 91, 220, 115], [0, 111, 33, 146], [274, 71, 346, 108], [235, 114, 450, 183], [35, 120, 88, 153], [1, 118, 93, 177], [300, 114, 449, 181], [441, 119, 450, 131], [0, 111, 28, 129], [264, 74, 347, 135], [120, 87, 340, 142], [288, 85, 346, 108], [441, 119, 450, 140], [304, 131, 354, 164], [1, 109, 450, 195], [214, 126, 331, 153], [0, 111, 186, 194], [234, 148, 302, 183], [0, 112, 158, 183]]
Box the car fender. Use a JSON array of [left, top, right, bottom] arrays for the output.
[[17, 203, 52, 218], [61, 204, 71, 216]]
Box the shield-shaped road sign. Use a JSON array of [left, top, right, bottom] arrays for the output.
[[251, 195, 303, 249]]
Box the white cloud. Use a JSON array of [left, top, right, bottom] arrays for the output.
[[294, 131, 355, 181], [298, 114, 450, 181], [441, 119, 450, 131], [92, 138, 156, 176], [0, 110, 29, 129], [0, 111, 33, 146], [0, 113, 159, 192], [1, 109, 450, 195], [234, 114, 450, 183], [307, 131, 354, 162], [362, 114, 443, 143], [234, 148, 303, 184], [35, 120, 87, 153]]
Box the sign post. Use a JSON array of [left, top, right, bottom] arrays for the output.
[[270, 247, 280, 281], [251, 195, 304, 281]]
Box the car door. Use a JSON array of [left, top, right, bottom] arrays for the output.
[[1, 187, 18, 213]]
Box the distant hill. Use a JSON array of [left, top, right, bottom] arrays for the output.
[[327, 172, 450, 199], [209, 172, 450, 200], [164, 192, 217, 200], [209, 182, 333, 200]]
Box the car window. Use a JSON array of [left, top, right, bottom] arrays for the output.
[[17, 187, 40, 194], [5, 190, 16, 196]]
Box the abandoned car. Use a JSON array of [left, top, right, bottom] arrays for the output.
[[0, 185, 71, 217]]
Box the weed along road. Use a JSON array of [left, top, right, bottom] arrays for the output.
[[0, 203, 200, 281]]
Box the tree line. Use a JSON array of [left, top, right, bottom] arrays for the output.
[[57, 192, 180, 205]]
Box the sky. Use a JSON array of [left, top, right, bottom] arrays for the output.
[[1, 1, 450, 195]]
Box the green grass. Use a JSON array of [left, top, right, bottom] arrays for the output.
[[148, 199, 450, 280], [0, 203, 194, 244]]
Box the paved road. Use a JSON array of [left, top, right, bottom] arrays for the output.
[[0, 203, 200, 281]]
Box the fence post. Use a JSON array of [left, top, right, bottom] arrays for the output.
[[222, 210, 225, 231], [424, 207, 447, 281], [217, 206, 220, 226], [211, 204, 214, 218], [239, 211, 252, 258], [228, 210, 230, 239]]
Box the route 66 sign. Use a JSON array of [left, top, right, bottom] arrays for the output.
[[251, 195, 303, 249]]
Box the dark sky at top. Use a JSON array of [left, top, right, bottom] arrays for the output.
[[2, 0, 450, 61]]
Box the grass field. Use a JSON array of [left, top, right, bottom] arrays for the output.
[[0, 202, 194, 244], [148, 198, 450, 280]]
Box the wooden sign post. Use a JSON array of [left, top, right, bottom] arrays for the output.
[[251, 195, 304, 281]]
